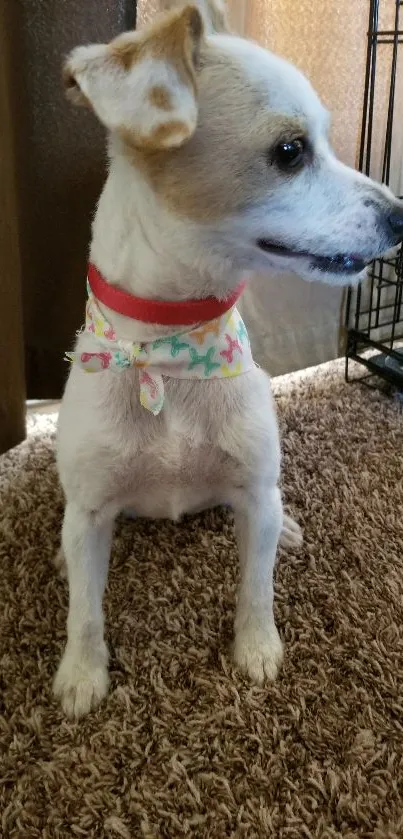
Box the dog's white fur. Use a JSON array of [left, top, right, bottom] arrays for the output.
[[54, 1, 403, 718]]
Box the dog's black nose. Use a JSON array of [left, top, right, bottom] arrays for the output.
[[388, 208, 403, 242]]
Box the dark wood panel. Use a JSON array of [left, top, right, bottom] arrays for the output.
[[7, 0, 137, 399], [0, 3, 26, 453]]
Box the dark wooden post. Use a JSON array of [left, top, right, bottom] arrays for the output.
[[0, 3, 26, 453]]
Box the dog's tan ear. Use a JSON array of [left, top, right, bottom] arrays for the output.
[[161, 0, 229, 33], [63, 5, 204, 150]]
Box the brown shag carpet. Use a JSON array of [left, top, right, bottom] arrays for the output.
[[1, 360, 403, 839]]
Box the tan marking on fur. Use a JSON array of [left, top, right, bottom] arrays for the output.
[[110, 4, 203, 85], [148, 85, 173, 111], [109, 38, 142, 72], [110, 6, 203, 150], [120, 121, 193, 150], [120, 118, 193, 152], [151, 119, 192, 146], [150, 5, 203, 97], [122, 42, 308, 221]]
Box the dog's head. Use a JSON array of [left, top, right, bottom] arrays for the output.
[[64, 1, 403, 287]]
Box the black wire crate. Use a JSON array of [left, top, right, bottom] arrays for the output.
[[345, 0, 403, 390]]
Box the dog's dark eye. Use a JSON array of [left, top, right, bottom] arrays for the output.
[[274, 139, 305, 170]]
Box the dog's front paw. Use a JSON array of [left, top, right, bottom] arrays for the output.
[[53, 645, 109, 719], [279, 514, 303, 550], [233, 621, 283, 684]]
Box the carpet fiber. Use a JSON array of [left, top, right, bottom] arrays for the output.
[[1, 360, 403, 839]]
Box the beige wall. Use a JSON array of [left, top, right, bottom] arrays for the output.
[[241, 1, 368, 168]]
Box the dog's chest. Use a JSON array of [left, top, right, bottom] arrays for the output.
[[128, 435, 241, 520], [58, 365, 279, 519]]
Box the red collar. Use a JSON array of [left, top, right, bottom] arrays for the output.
[[87, 263, 246, 326]]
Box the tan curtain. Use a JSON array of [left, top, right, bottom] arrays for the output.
[[138, 0, 369, 375]]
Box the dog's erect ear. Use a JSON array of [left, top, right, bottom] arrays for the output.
[[161, 0, 229, 33], [63, 5, 204, 150]]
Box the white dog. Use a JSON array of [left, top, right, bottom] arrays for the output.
[[54, 0, 403, 718]]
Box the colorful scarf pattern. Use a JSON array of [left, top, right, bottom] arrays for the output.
[[66, 287, 254, 415]]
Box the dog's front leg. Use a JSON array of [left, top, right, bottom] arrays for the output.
[[232, 484, 284, 684], [53, 503, 113, 718]]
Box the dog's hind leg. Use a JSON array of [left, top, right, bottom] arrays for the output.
[[53, 545, 67, 578], [53, 502, 114, 718], [231, 484, 284, 684]]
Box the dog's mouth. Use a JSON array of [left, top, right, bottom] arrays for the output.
[[256, 240, 367, 275]]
